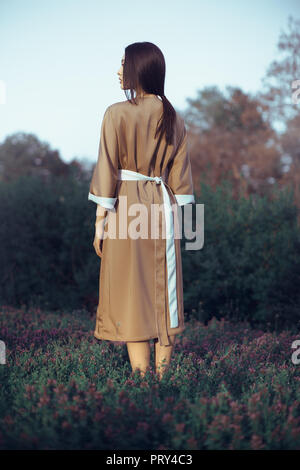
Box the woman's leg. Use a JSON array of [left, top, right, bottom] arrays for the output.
[[126, 341, 151, 377], [154, 334, 176, 380]]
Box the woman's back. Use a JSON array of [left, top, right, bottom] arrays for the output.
[[88, 91, 194, 348], [109, 95, 185, 178]]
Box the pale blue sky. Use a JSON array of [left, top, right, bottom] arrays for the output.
[[0, 0, 299, 164]]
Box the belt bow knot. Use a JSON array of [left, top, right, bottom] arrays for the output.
[[153, 176, 162, 185]]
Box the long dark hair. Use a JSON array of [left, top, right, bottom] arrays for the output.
[[123, 42, 176, 145]]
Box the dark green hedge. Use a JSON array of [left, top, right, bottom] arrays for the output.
[[0, 174, 99, 312], [1, 175, 299, 331], [182, 180, 300, 331]]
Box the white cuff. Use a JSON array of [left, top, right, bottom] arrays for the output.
[[88, 192, 117, 210], [174, 194, 195, 206]]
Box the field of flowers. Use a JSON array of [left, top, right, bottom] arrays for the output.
[[0, 305, 299, 450]]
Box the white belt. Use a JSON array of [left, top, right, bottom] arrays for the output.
[[117, 168, 178, 329]]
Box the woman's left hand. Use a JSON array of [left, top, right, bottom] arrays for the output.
[[93, 217, 106, 258], [93, 233, 103, 258]]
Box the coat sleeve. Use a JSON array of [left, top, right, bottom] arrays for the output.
[[88, 105, 119, 210], [167, 122, 195, 206]]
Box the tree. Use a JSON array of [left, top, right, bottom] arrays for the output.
[[258, 15, 300, 126], [0, 132, 69, 182], [257, 15, 300, 208], [0, 132, 88, 184], [183, 86, 281, 199]]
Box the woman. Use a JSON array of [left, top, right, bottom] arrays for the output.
[[88, 42, 195, 380]]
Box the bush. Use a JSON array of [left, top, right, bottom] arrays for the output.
[[1, 174, 300, 331], [182, 179, 300, 331], [0, 174, 98, 311]]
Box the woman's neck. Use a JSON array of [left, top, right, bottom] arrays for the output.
[[136, 90, 156, 98]]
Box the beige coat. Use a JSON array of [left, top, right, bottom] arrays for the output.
[[88, 95, 195, 346]]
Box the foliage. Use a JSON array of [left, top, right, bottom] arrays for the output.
[[0, 174, 99, 312], [1, 175, 300, 331], [182, 178, 300, 331], [0, 307, 299, 450]]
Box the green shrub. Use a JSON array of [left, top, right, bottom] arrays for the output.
[[182, 179, 300, 331], [1, 174, 300, 331], [0, 174, 98, 311]]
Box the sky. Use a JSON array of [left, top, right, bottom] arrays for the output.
[[0, 0, 299, 165]]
